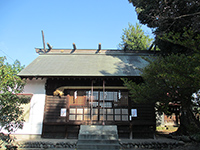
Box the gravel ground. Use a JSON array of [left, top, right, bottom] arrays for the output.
[[155, 142, 200, 150], [2, 142, 200, 150]]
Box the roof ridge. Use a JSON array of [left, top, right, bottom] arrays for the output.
[[35, 48, 155, 55]]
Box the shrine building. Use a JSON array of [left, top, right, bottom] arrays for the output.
[[17, 44, 156, 139]]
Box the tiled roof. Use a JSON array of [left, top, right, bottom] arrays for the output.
[[18, 49, 154, 77]]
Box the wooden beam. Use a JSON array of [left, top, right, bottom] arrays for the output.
[[56, 86, 127, 91], [73, 43, 76, 50], [47, 42, 52, 50], [41, 30, 46, 53], [95, 43, 101, 54], [71, 43, 77, 54], [148, 42, 154, 51], [98, 43, 101, 50]]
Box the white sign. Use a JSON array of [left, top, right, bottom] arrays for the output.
[[118, 90, 121, 99], [60, 108, 67, 117], [74, 91, 77, 99], [131, 109, 137, 117]]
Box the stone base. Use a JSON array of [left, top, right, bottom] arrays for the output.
[[77, 125, 121, 150]]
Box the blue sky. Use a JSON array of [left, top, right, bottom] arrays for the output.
[[0, 0, 153, 66]]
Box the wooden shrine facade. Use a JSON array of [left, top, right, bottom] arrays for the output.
[[18, 48, 157, 139], [42, 77, 156, 139]]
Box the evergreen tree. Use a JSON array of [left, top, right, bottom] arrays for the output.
[[119, 23, 153, 50], [123, 53, 200, 134], [129, 0, 200, 54]]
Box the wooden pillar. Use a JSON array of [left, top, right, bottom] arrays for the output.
[[91, 80, 93, 125], [103, 80, 105, 125]]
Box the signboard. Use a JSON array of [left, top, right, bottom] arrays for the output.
[[131, 109, 137, 117], [74, 91, 77, 99], [60, 108, 67, 117]]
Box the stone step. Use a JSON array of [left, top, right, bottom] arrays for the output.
[[77, 125, 121, 150], [77, 143, 121, 150], [79, 125, 118, 135], [77, 139, 119, 145], [78, 134, 118, 140]]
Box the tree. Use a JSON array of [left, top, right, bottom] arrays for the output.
[[0, 57, 29, 133], [123, 53, 200, 134], [118, 23, 153, 50], [159, 28, 200, 53], [128, 0, 200, 54], [125, 0, 200, 135]]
